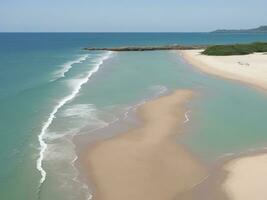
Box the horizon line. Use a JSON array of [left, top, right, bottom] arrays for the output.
[[0, 31, 213, 33]]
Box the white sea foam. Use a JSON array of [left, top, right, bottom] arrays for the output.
[[62, 104, 97, 118], [43, 132, 68, 141], [122, 85, 168, 120], [123, 100, 146, 120], [52, 54, 89, 81], [183, 110, 191, 123], [218, 152, 236, 160], [70, 155, 93, 200], [150, 85, 168, 97], [36, 51, 113, 196]]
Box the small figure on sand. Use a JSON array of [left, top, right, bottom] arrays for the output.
[[238, 61, 250, 66]]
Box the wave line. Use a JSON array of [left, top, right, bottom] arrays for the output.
[[52, 54, 89, 81], [36, 51, 113, 198], [183, 110, 191, 123]]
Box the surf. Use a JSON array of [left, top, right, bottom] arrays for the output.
[[36, 51, 113, 198], [52, 54, 90, 81]]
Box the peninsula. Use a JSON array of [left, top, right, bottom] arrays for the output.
[[83, 44, 208, 51], [212, 25, 267, 33]]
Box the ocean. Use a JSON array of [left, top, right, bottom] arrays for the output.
[[1, 33, 267, 200]]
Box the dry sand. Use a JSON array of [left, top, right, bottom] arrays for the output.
[[223, 153, 267, 200], [180, 50, 267, 91], [84, 90, 207, 200]]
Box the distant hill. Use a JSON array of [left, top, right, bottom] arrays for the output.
[[212, 26, 267, 33]]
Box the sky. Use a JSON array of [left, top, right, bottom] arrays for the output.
[[0, 0, 267, 32]]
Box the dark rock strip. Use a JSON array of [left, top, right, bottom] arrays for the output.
[[83, 45, 209, 51]]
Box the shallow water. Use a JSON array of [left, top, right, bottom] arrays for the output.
[[1, 33, 267, 200]]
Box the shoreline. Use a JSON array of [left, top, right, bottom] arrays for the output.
[[81, 90, 207, 200], [74, 50, 267, 200], [74, 86, 173, 200], [179, 50, 267, 200], [223, 152, 267, 200], [179, 50, 267, 92], [183, 145, 267, 200]]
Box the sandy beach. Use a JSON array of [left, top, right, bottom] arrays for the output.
[[180, 50, 267, 91], [83, 90, 207, 200], [180, 50, 267, 200], [223, 153, 267, 200]]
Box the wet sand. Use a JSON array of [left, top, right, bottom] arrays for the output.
[[83, 90, 207, 200], [180, 50, 267, 200]]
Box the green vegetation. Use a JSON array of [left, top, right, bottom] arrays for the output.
[[202, 42, 267, 56]]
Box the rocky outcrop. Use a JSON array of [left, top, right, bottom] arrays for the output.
[[83, 45, 209, 51]]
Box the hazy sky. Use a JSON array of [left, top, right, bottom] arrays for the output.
[[1, 0, 267, 32]]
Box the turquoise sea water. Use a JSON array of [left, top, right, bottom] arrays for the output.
[[1, 33, 267, 200]]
